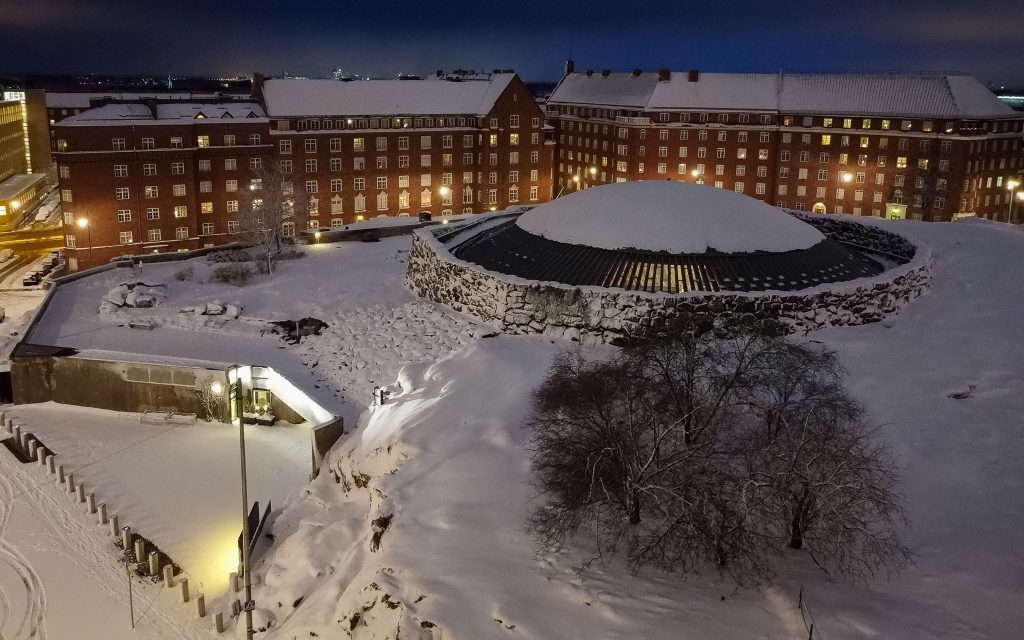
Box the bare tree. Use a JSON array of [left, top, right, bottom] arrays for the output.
[[739, 342, 912, 581], [237, 162, 307, 274], [527, 329, 911, 585]]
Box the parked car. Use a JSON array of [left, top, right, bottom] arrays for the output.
[[22, 272, 41, 286], [0, 248, 13, 263]]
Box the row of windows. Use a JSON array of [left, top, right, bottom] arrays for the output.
[[290, 115, 541, 131], [66, 224, 232, 247], [556, 105, 1023, 135], [279, 132, 540, 154], [280, 150, 540, 172]]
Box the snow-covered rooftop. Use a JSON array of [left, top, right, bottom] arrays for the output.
[[260, 74, 516, 117], [57, 102, 266, 125], [551, 71, 1018, 119], [45, 91, 239, 109], [515, 181, 824, 254]]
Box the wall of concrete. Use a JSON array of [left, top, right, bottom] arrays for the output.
[[12, 355, 226, 418], [406, 213, 932, 343]]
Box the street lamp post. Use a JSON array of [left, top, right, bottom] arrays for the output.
[[76, 216, 92, 268], [588, 166, 597, 188], [1007, 179, 1020, 224], [691, 168, 704, 185], [572, 174, 580, 190], [437, 185, 450, 215], [229, 367, 255, 640]]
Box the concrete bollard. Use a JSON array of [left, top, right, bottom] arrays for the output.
[[148, 551, 160, 577], [121, 526, 132, 552], [46, 455, 55, 474], [27, 439, 37, 459], [36, 447, 46, 466], [87, 493, 96, 514], [12, 426, 21, 447], [76, 483, 86, 504], [213, 611, 223, 632], [231, 599, 241, 617], [179, 577, 190, 602], [229, 572, 239, 593], [0, 411, 5, 425], [4, 418, 11, 432], [134, 539, 146, 563], [109, 515, 119, 537], [98, 503, 108, 525], [66, 472, 74, 493], [58, 464, 65, 484], [196, 593, 206, 618], [163, 564, 175, 587]]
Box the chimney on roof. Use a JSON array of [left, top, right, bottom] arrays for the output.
[[565, 58, 575, 75], [631, 68, 642, 77], [687, 69, 700, 82], [585, 69, 593, 77], [250, 72, 265, 104], [658, 68, 671, 82], [601, 69, 610, 77]]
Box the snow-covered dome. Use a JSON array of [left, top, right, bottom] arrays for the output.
[[515, 181, 824, 254]]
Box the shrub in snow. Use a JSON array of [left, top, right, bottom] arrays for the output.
[[206, 248, 251, 264], [212, 263, 252, 286], [277, 247, 306, 261], [174, 266, 194, 281], [527, 324, 911, 584]]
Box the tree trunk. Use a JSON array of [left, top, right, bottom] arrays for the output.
[[789, 514, 804, 549], [629, 487, 641, 525], [266, 253, 273, 275]]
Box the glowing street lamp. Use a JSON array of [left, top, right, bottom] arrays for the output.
[[76, 216, 93, 268], [691, 168, 704, 185], [841, 172, 853, 183], [1007, 179, 1021, 224], [313, 231, 322, 243]]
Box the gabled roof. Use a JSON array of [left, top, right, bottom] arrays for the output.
[[550, 71, 1017, 119], [547, 72, 659, 108], [261, 74, 517, 117], [154, 103, 264, 120]]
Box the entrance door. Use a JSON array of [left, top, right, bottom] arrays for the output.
[[812, 202, 827, 214]]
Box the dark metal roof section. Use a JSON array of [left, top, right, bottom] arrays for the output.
[[448, 219, 884, 293]]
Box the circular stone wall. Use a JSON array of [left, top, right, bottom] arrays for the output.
[[405, 211, 932, 343]]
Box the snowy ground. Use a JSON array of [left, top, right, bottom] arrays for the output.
[[245, 218, 1024, 639], [1, 403, 311, 597], [4, 219, 1024, 638]]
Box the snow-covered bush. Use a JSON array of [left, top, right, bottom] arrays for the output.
[[174, 266, 194, 281], [528, 327, 910, 584], [212, 263, 252, 286], [206, 248, 251, 264]]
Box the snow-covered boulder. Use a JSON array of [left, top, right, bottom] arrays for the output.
[[225, 304, 240, 319], [104, 285, 129, 307], [205, 302, 225, 315]]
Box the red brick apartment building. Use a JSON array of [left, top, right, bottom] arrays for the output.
[[53, 72, 551, 270], [547, 66, 1024, 222]]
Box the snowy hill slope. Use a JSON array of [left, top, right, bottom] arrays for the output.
[[231, 218, 1024, 639]]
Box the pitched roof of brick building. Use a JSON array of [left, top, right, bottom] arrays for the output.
[[260, 74, 516, 117], [550, 71, 1017, 119]]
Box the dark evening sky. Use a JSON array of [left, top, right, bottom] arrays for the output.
[[3, 0, 1024, 85]]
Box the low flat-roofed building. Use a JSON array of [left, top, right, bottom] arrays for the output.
[[0, 173, 46, 231]]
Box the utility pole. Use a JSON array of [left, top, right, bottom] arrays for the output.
[[235, 371, 254, 640]]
